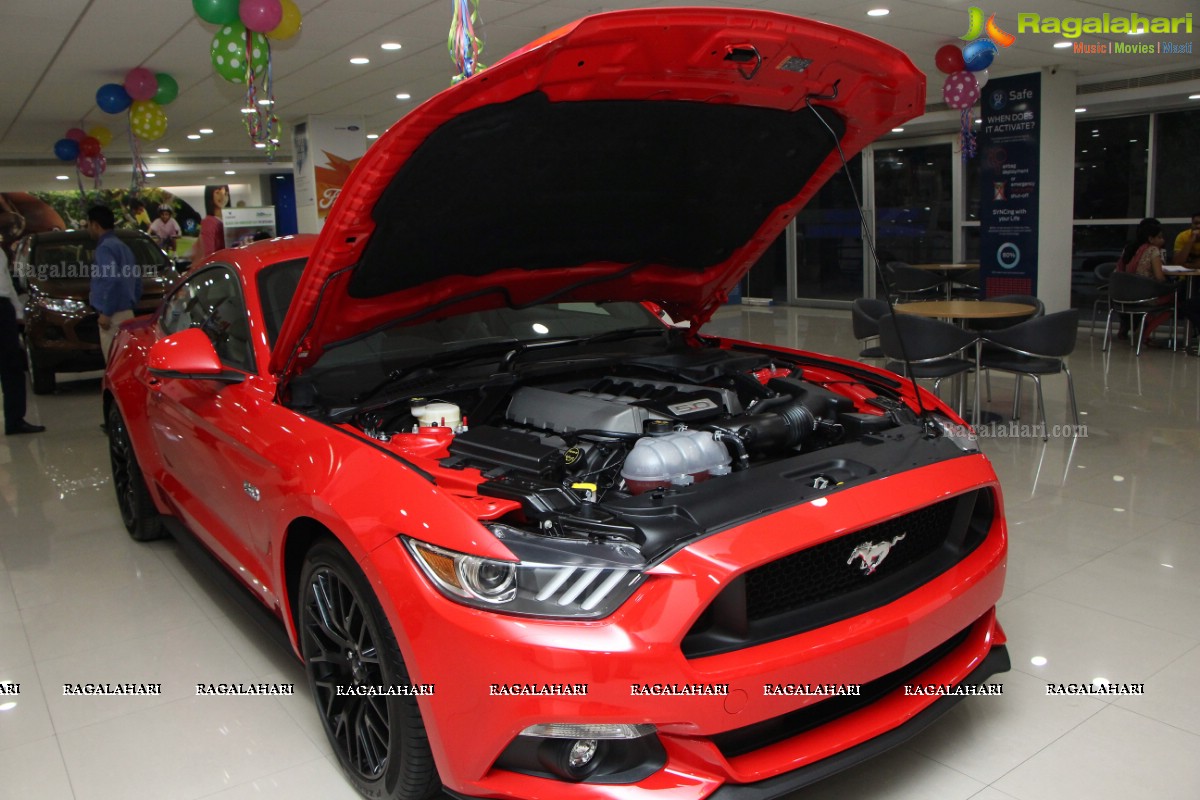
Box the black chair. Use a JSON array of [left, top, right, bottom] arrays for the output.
[[1103, 271, 1179, 356], [979, 310, 1080, 440], [878, 313, 979, 420], [851, 298, 889, 359], [950, 268, 982, 299], [970, 295, 1044, 402], [1090, 262, 1117, 338], [882, 262, 946, 302]]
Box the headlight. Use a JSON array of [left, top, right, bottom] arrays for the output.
[[404, 530, 645, 619], [42, 297, 88, 314], [930, 414, 979, 452]]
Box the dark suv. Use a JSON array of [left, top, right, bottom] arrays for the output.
[[12, 230, 175, 393]]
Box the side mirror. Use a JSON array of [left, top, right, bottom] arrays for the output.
[[149, 328, 245, 383]]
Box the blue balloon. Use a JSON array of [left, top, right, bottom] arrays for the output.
[[962, 38, 998, 72], [54, 138, 80, 161], [96, 83, 132, 114]]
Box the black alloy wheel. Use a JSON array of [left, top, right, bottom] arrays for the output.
[[106, 404, 163, 541], [299, 542, 439, 800]]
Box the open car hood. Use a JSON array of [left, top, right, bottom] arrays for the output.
[[270, 7, 924, 380]]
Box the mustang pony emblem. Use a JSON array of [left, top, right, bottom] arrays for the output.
[[847, 534, 906, 575]]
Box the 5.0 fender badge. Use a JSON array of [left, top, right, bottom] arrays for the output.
[[847, 534, 906, 575]]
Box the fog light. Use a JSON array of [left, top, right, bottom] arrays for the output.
[[567, 738, 598, 769]]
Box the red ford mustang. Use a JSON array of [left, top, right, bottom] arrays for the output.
[[104, 8, 1007, 800]]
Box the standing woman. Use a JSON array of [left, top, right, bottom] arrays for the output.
[[0, 212, 45, 434], [196, 184, 230, 260]]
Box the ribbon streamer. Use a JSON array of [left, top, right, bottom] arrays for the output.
[[448, 0, 486, 84], [243, 29, 280, 158], [960, 109, 978, 160], [128, 127, 149, 191]]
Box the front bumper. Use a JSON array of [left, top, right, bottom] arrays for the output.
[[366, 455, 1008, 800]]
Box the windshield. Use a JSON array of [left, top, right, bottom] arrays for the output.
[[303, 301, 664, 403], [27, 235, 170, 287]]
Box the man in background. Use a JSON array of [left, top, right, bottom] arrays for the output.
[[87, 205, 141, 363], [0, 211, 45, 434], [1172, 212, 1200, 268]]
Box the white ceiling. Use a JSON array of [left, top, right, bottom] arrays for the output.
[[2, 0, 1198, 190]]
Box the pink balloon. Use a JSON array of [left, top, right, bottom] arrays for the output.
[[65, 127, 87, 142], [240, 0, 283, 32], [76, 153, 107, 178], [124, 67, 158, 101], [942, 70, 980, 110]]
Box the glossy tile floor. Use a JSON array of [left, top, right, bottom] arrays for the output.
[[2, 305, 1199, 799]]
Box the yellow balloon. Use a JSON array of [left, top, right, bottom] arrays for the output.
[[267, 0, 301, 40], [87, 125, 113, 148], [129, 100, 168, 142]]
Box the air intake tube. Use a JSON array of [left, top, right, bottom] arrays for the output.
[[706, 395, 824, 468]]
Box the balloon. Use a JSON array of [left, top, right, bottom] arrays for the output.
[[65, 127, 87, 142], [963, 38, 998, 72], [973, 69, 990, 89], [942, 71, 980, 110], [129, 100, 169, 141], [153, 73, 179, 105], [211, 23, 269, 83], [266, 0, 301, 40], [193, 0, 239, 25], [934, 44, 965, 75], [96, 83, 132, 114], [239, 0, 282, 33], [54, 138, 80, 161], [87, 125, 113, 147], [79, 136, 102, 158], [77, 153, 107, 178], [124, 67, 158, 101]]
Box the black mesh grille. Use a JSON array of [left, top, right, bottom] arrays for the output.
[[682, 489, 993, 658]]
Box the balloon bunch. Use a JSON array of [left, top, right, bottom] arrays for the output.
[[193, 0, 301, 156], [936, 9, 1014, 160], [53, 126, 113, 186], [448, 0, 486, 85], [94, 68, 179, 187]]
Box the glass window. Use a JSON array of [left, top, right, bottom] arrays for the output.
[[1073, 115, 1148, 219], [1153, 109, 1200, 218], [793, 154, 864, 301], [161, 267, 254, 372], [873, 144, 953, 296]]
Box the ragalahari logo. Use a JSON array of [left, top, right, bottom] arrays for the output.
[[961, 7, 1016, 47]]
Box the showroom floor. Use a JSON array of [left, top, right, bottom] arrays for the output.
[[2, 304, 1199, 800]]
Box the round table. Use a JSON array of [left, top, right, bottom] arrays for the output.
[[894, 299, 1037, 321]]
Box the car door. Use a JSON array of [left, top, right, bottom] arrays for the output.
[[147, 265, 283, 606]]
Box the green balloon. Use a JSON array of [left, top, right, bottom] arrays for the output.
[[210, 23, 270, 84], [192, 0, 239, 25], [153, 73, 179, 105]]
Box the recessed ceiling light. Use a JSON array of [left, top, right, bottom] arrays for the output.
[[366, 133, 379, 139], [55, 175, 69, 180], [891, 127, 904, 132], [156, 147, 170, 153], [396, 92, 412, 100], [224, 170, 236, 175], [1053, 41, 1072, 48], [199, 128, 214, 134], [187, 134, 201, 140], [144, 172, 155, 178], [1190, 94, 1200, 100], [241, 107, 255, 114], [1127, 28, 1145, 35], [258, 98, 274, 106], [350, 57, 370, 65], [381, 42, 402, 51], [975, 118, 982, 123], [254, 142, 267, 148], [867, 8, 890, 17], [1075, 107, 1086, 113]]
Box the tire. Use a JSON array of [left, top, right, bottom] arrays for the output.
[[299, 541, 440, 800], [106, 404, 164, 541], [26, 339, 55, 395]]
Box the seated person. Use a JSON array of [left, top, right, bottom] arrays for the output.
[[1127, 223, 1185, 345], [1173, 212, 1200, 269]]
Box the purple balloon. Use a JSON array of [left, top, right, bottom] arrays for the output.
[[240, 0, 282, 32], [124, 67, 158, 101], [96, 83, 132, 114]]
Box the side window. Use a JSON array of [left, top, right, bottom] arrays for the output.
[[160, 267, 254, 372]]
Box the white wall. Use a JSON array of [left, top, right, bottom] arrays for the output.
[[1037, 68, 1078, 313]]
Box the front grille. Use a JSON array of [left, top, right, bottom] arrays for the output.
[[711, 625, 973, 758], [75, 318, 100, 344], [682, 489, 993, 658]]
